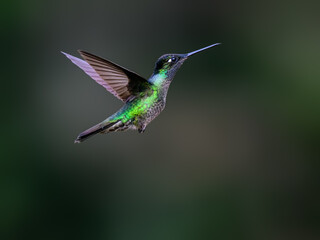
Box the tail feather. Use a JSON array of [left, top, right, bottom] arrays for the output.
[[74, 121, 117, 143]]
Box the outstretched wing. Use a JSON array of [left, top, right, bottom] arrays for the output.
[[62, 50, 148, 102]]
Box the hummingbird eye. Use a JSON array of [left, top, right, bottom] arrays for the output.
[[168, 57, 177, 63]]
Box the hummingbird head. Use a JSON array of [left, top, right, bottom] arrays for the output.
[[153, 53, 187, 78], [150, 43, 221, 86]]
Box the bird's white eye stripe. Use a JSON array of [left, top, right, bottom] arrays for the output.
[[168, 59, 172, 63]]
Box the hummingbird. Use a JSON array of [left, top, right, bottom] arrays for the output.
[[62, 43, 220, 143]]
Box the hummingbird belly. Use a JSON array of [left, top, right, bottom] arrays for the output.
[[139, 100, 165, 127], [108, 89, 165, 132]]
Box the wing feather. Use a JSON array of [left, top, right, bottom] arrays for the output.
[[61, 51, 121, 100], [62, 50, 149, 102]]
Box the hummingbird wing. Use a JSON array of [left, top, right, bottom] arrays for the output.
[[79, 50, 148, 102], [62, 51, 148, 102], [62, 51, 120, 99]]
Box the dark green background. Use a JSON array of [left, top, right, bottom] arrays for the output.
[[1, 0, 319, 239]]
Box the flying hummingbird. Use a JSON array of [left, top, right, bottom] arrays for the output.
[[62, 43, 220, 143]]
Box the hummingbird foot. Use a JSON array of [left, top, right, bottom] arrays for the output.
[[138, 125, 146, 133]]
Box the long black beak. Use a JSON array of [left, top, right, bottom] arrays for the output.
[[186, 43, 221, 57]]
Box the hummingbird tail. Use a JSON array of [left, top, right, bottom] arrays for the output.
[[74, 120, 118, 143]]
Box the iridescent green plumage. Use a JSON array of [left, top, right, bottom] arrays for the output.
[[62, 43, 220, 143], [111, 84, 160, 125]]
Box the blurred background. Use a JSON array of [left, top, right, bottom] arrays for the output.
[[1, 0, 319, 239]]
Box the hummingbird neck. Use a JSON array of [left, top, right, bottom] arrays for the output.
[[148, 70, 171, 101], [148, 69, 169, 87]]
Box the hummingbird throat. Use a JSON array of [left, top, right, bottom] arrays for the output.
[[148, 69, 169, 87]]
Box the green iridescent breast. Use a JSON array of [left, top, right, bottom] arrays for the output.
[[113, 85, 159, 123]]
